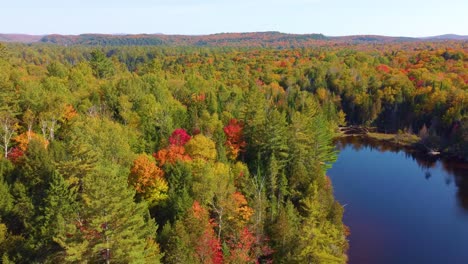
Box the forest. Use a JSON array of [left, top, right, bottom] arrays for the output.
[[0, 40, 466, 263]]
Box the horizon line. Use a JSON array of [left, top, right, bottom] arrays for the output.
[[1, 31, 467, 38]]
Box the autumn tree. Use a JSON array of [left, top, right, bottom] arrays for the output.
[[128, 154, 168, 205], [185, 134, 217, 162], [164, 201, 222, 264], [169, 128, 191, 146], [223, 118, 247, 160], [154, 145, 192, 167]]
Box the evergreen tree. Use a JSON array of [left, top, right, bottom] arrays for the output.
[[89, 50, 115, 79], [268, 201, 300, 263], [0, 160, 13, 218], [164, 220, 197, 264], [55, 164, 161, 263], [36, 171, 77, 262], [295, 183, 347, 264]]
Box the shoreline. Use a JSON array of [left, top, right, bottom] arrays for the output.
[[336, 128, 467, 162]]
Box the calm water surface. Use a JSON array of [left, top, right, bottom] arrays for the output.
[[329, 137, 468, 264]]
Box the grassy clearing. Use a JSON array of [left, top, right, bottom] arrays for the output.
[[366, 132, 420, 146]]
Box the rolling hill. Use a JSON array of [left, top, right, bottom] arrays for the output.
[[0, 32, 466, 47]]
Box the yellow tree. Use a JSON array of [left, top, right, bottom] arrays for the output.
[[185, 134, 217, 162]]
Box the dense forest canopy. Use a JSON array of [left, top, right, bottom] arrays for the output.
[[0, 40, 466, 263], [1, 32, 467, 47]]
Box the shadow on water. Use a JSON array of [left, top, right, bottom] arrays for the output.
[[335, 136, 468, 212]]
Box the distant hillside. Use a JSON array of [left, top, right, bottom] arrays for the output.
[[0, 34, 43, 43], [38, 32, 422, 47], [39, 32, 330, 47], [422, 34, 468, 40], [0, 32, 466, 47]]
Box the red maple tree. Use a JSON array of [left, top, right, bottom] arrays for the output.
[[223, 119, 247, 160], [169, 128, 191, 146]]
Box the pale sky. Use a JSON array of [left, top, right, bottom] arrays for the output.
[[1, 0, 467, 37]]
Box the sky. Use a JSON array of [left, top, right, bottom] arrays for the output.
[[1, 0, 467, 37]]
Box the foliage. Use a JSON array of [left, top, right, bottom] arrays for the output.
[[1, 40, 466, 262], [223, 119, 247, 160], [154, 145, 192, 167], [128, 154, 168, 205], [56, 165, 162, 263], [169, 128, 191, 146], [185, 134, 217, 162]]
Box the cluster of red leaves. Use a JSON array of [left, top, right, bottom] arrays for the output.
[[74, 220, 101, 240], [376, 64, 391, 73], [9, 131, 49, 164], [255, 79, 264, 86], [191, 200, 205, 219], [191, 93, 206, 102], [7, 147, 24, 163], [154, 129, 192, 166], [153, 145, 191, 167], [227, 227, 256, 263], [279, 60, 288, 68], [191, 201, 223, 264], [227, 227, 274, 264], [169, 128, 191, 146], [223, 119, 247, 160], [192, 128, 201, 136]]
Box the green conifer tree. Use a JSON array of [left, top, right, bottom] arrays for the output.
[[56, 164, 161, 263]]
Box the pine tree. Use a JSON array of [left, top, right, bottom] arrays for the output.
[[55, 164, 161, 263], [268, 201, 300, 263], [14, 139, 55, 204], [262, 109, 290, 168], [164, 220, 197, 264], [0, 160, 13, 218], [295, 183, 347, 264], [55, 134, 98, 192], [288, 110, 337, 200], [89, 50, 115, 79], [35, 171, 77, 262]]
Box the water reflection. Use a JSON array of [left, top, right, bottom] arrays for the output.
[[454, 164, 468, 211], [425, 171, 431, 180], [336, 136, 468, 212], [331, 136, 468, 264]]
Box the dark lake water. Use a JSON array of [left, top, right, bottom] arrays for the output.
[[329, 137, 468, 264]]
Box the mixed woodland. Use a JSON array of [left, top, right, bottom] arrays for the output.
[[0, 40, 466, 263]]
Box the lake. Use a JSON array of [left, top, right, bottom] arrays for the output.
[[329, 136, 468, 264]]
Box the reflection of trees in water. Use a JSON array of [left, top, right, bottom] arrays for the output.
[[425, 171, 432, 180], [448, 162, 468, 211], [455, 174, 468, 211], [335, 136, 468, 211], [337, 136, 433, 164], [444, 174, 452, 185]]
